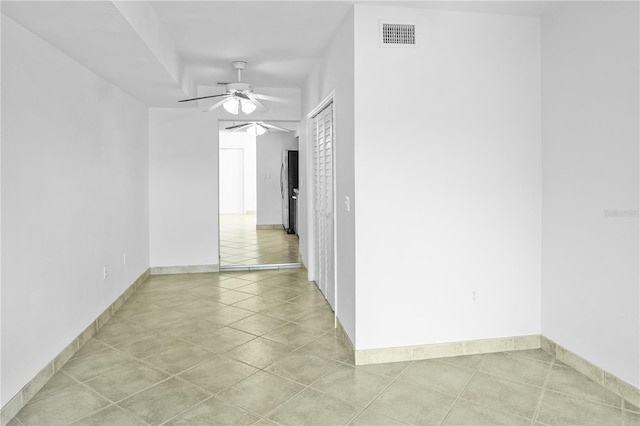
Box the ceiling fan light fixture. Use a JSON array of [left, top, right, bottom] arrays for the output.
[[240, 99, 257, 114], [223, 98, 240, 114], [247, 123, 266, 136]]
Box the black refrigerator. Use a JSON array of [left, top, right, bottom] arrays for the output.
[[281, 150, 299, 234]]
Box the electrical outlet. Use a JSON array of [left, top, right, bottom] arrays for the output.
[[471, 288, 479, 301], [103, 265, 108, 280]]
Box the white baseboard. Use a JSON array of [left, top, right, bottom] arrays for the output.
[[150, 264, 219, 275], [335, 317, 355, 362], [4, 272, 638, 425], [354, 335, 541, 365], [220, 263, 301, 272], [345, 333, 639, 409], [541, 335, 640, 408], [256, 224, 283, 230]]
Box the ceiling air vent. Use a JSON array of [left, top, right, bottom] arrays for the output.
[[380, 21, 417, 47]]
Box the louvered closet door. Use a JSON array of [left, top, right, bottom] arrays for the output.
[[312, 102, 335, 310]]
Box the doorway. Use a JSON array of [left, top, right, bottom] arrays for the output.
[[218, 123, 301, 270]]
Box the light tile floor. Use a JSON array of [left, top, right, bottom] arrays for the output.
[[11, 270, 640, 426], [220, 214, 300, 266]]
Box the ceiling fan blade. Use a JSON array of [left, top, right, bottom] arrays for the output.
[[260, 122, 291, 132], [178, 93, 228, 103], [227, 124, 251, 133], [225, 122, 253, 130], [204, 97, 230, 112], [233, 92, 251, 100], [254, 94, 290, 103], [216, 82, 231, 85]]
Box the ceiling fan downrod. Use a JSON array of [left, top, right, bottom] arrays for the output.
[[232, 61, 247, 82]]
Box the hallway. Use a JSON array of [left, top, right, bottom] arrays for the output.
[[219, 214, 301, 267], [11, 270, 640, 425]]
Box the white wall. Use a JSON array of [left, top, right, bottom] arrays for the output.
[[149, 109, 219, 268], [353, 6, 542, 350], [256, 133, 298, 226], [149, 88, 301, 269], [1, 16, 149, 405], [541, 2, 640, 387], [302, 8, 356, 341]]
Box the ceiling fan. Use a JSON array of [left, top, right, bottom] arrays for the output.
[[178, 61, 272, 115], [225, 122, 291, 136]]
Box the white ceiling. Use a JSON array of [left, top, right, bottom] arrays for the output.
[[1, 1, 555, 107], [151, 1, 355, 88]]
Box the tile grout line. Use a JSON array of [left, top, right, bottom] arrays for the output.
[[212, 364, 301, 426], [16, 323, 160, 420], [69, 402, 154, 426], [461, 357, 550, 390], [274, 356, 410, 425], [251, 360, 342, 423], [143, 316, 339, 424], [157, 395, 219, 426], [529, 357, 556, 426], [219, 219, 301, 266], [59, 315, 261, 423], [347, 360, 416, 425], [50, 369, 160, 426], [438, 355, 552, 424], [243, 327, 372, 424], [225, 318, 405, 424], [436, 354, 488, 425], [25, 269, 618, 426], [118, 364, 253, 425], [530, 357, 629, 413], [94, 310, 332, 424]]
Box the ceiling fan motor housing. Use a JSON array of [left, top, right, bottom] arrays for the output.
[[227, 82, 253, 93], [232, 61, 247, 70]]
